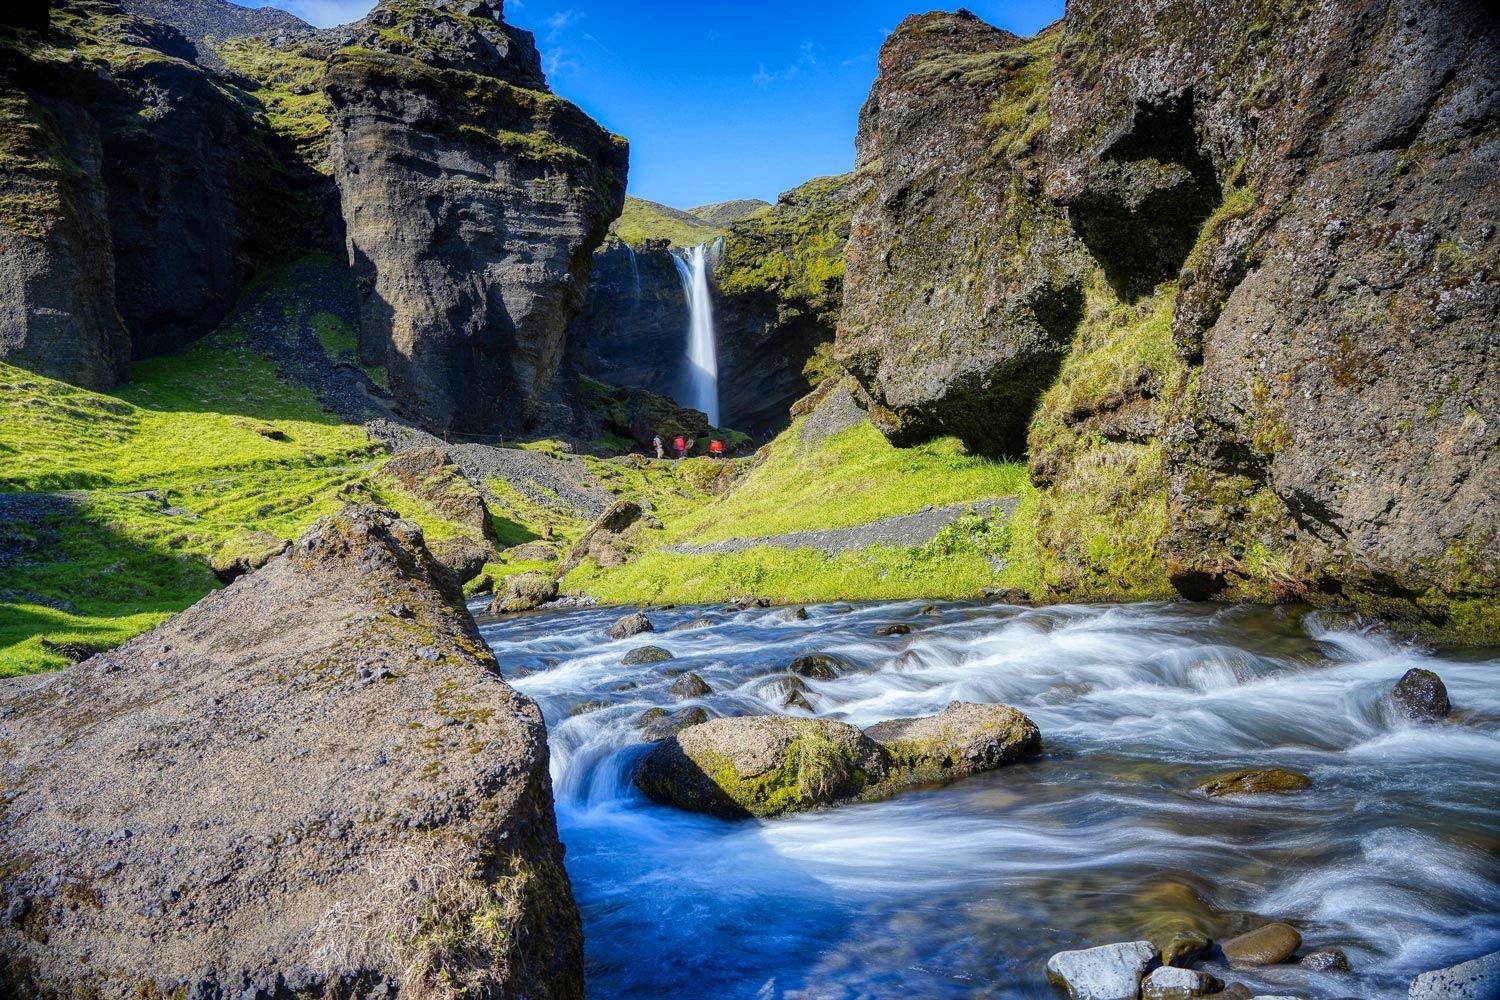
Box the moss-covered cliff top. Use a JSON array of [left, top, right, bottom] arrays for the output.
[[611, 196, 725, 248]]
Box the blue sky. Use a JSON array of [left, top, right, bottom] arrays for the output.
[[249, 0, 1065, 208]]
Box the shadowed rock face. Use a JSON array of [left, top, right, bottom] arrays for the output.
[[0, 506, 583, 999], [326, 0, 628, 436], [834, 0, 1499, 634]]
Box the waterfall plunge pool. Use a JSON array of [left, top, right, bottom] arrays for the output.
[[474, 600, 1500, 999]]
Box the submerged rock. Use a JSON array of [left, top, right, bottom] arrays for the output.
[[1409, 949, 1500, 999], [1391, 668, 1451, 722], [670, 617, 717, 632], [635, 702, 1040, 818], [1299, 948, 1349, 974], [875, 623, 913, 636], [788, 654, 842, 679], [1142, 966, 1222, 1000], [1045, 940, 1157, 1000], [608, 612, 654, 640], [1195, 768, 1310, 797], [1219, 922, 1301, 969], [0, 506, 581, 998], [622, 645, 674, 665]]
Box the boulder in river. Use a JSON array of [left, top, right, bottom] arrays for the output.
[[788, 653, 843, 679], [1142, 966, 1222, 1000], [1045, 940, 1157, 1000], [875, 623, 913, 636], [864, 701, 1040, 782], [669, 672, 713, 700], [1409, 949, 1500, 1000], [609, 612, 654, 639], [1195, 768, 1311, 797], [635, 702, 1041, 818], [622, 645, 674, 665], [1298, 948, 1349, 974], [670, 617, 717, 632], [1391, 668, 1451, 722], [492, 571, 559, 613], [640, 707, 709, 743], [1219, 922, 1301, 968], [0, 505, 581, 998]]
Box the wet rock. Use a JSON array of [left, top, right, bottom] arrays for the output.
[[1391, 668, 1451, 722], [568, 700, 610, 718], [640, 707, 708, 743], [788, 654, 842, 680], [875, 623, 912, 636], [1299, 948, 1349, 974], [1203, 987, 1252, 1000], [783, 606, 810, 621], [864, 701, 1041, 781], [1045, 940, 1157, 1000], [668, 673, 712, 700], [0, 506, 580, 996], [765, 675, 813, 711], [1143, 966, 1223, 1000], [984, 587, 1031, 605], [1409, 949, 1500, 1000], [1220, 922, 1301, 969], [1195, 768, 1310, 797], [608, 612, 654, 640], [491, 572, 558, 614], [670, 617, 716, 632], [622, 645, 673, 666]]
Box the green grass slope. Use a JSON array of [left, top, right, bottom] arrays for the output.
[[610, 196, 724, 248]]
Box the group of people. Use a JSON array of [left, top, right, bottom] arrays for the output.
[[653, 434, 726, 459]]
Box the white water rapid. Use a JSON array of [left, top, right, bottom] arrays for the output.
[[672, 240, 720, 426]]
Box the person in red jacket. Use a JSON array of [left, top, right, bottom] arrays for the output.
[[673, 435, 686, 459], [709, 438, 725, 458]]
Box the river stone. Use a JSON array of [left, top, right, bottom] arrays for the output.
[[670, 617, 716, 632], [1045, 940, 1158, 1000], [491, 571, 559, 613], [875, 623, 913, 636], [609, 612, 654, 639], [765, 675, 813, 711], [783, 606, 810, 621], [1143, 966, 1223, 1000], [788, 654, 842, 679], [669, 672, 712, 700], [1195, 768, 1311, 797], [1409, 949, 1500, 1000], [1299, 948, 1349, 974], [634, 717, 889, 818], [622, 645, 673, 665], [1391, 668, 1451, 722], [640, 707, 709, 743], [1220, 922, 1301, 969], [0, 505, 581, 997], [865, 701, 1041, 780]]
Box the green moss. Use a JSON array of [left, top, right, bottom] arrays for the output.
[[610, 196, 724, 248], [981, 33, 1058, 160], [213, 35, 332, 169], [1183, 180, 1256, 273], [693, 725, 877, 817]]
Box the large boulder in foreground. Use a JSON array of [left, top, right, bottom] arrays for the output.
[[634, 702, 1040, 818], [0, 506, 582, 999]]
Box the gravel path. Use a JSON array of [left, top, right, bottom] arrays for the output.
[[663, 497, 1019, 557]]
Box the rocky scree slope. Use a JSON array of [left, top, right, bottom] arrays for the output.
[[836, 2, 1498, 636], [326, 0, 628, 437], [0, 505, 582, 999]]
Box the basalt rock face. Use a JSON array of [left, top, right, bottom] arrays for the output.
[[0, 506, 583, 999], [836, 13, 1089, 456], [569, 237, 689, 405], [326, 0, 628, 436], [0, 0, 332, 384], [839, 1, 1499, 636]]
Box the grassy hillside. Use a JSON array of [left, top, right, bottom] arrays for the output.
[[563, 409, 1030, 605], [610, 196, 724, 248], [690, 198, 771, 227], [0, 329, 483, 676]]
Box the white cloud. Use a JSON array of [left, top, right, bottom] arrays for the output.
[[544, 47, 581, 77], [752, 40, 819, 89]]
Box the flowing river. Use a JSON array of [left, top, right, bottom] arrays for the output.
[[473, 600, 1500, 999]]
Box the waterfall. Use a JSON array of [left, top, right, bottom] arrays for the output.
[[622, 241, 641, 304], [671, 241, 720, 426]]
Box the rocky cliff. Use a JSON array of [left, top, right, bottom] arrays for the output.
[[326, 0, 628, 435], [837, 1, 1498, 636], [0, 506, 582, 998]]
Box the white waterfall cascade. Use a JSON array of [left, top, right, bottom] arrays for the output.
[[622, 241, 641, 304], [671, 240, 721, 426]]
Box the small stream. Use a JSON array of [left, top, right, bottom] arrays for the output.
[[473, 600, 1500, 999]]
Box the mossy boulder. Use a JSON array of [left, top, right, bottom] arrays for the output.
[[668, 672, 712, 700], [490, 572, 558, 613], [621, 644, 673, 666], [639, 706, 708, 743], [634, 702, 1041, 818]]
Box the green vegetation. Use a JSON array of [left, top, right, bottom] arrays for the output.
[[214, 35, 333, 168], [610, 196, 724, 248], [688, 198, 771, 228], [717, 174, 853, 327], [983, 33, 1057, 160]]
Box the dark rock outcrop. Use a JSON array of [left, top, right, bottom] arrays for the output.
[[1391, 667, 1451, 721], [325, 0, 629, 436], [0, 506, 582, 998], [833, 0, 1499, 637]]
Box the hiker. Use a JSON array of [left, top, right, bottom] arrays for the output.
[[709, 438, 725, 458], [673, 435, 687, 459], [653, 434, 664, 459]]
